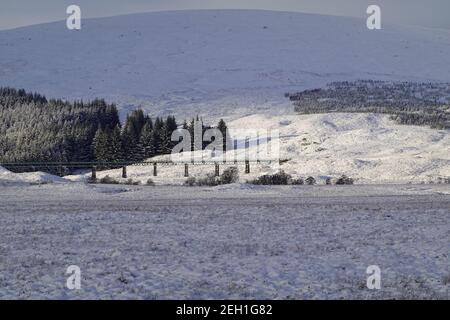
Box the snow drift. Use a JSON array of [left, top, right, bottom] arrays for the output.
[[0, 166, 68, 186]]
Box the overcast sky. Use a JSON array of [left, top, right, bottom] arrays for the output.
[[1, 0, 449, 30]]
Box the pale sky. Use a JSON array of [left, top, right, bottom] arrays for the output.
[[1, 0, 449, 30]]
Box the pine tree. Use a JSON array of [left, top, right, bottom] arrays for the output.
[[144, 117, 154, 132], [140, 122, 154, 159], [163, 115, 178, 151], [125, 109, 146, 139], [121, 110, 147, 161], [121, 129, 135, 162], [159, 123, 172, 154], [217, 119, 228, 152], [148, 128, 161, 157], [131, 138, 145, 162], [109, 125, 123, 163], [93, 128, 107, 163]]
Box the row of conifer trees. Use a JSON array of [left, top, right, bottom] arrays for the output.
[[0, 87, 228, 174], [93, 109, 229, 166]]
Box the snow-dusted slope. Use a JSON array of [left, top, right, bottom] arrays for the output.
[[67, 113, 450, 184], [0, 166, 67, 186], [1, 10, 450, 119], [234, 113, 450, 184]]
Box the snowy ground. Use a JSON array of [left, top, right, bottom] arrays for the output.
[[1, 8, 449, 300], [0, 166, 67, 186], [0, 182, 448, 299], [66, 113, 450, 185]]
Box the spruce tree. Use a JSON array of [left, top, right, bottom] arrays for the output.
[[148, 128, 161, 157], [159, 123, 172, 155], [121, 129, 135, 162], [140, 122, 154, 159], [109, 125, 123, 163], [93, 128, 107, 163], [217, 119, 228, 152]]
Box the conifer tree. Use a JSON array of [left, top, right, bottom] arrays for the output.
[[93, 128, 107, 163], [217, 119, 228, 152], [159, 123, 172, 155], [109, 125, 123, 163], [148, 127, 161, 157], [140, 122, 154, 159]]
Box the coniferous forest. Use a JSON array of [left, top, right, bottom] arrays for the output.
[[0, 87, 120, 173], [288, 81, 450, 129], [0, 87, 228, 175]]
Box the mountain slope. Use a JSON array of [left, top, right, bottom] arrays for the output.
[[1, 10, 450, 119]]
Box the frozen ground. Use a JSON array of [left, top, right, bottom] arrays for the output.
[[0, 183, 448, 299]]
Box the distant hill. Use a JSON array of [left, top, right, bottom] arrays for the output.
[[1, 10, 450, 119]]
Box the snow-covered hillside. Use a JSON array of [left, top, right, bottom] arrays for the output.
[[1, 10, 450, 119], [1, 10, 449, 185], [67, 113, 450, 184]]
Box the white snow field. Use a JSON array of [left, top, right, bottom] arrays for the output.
[[66, 113, 450, 185], [1, 10, 450, 118], [0, 183, 449, 299], [0, 9, 449, 300], [0, 166, 68, 186]]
